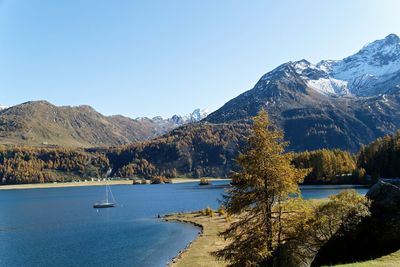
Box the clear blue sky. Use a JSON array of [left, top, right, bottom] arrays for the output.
[[0, 0, 399, 118]]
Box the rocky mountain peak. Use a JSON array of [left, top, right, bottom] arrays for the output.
[[137, 108, 210, 130], [362, 33, 400, 52], [168, 108, 209, 125], [384, 33, 400, 43], [151, 116, 164, 122], [324, 34, 400, 95], [205, 34, 400, 151], [257, 34, 400, 97], [20, 100, 53, 107], [190, 108, 209, 121], [340, 33, 400, 68]]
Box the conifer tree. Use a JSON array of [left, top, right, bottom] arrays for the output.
[[213, 109, 308, 266]]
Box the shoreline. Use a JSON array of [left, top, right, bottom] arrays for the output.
[[0, 178, 231, 190], [0, 180, 133, 190], [164, 216, 204, 267], [164, 211, 400, 267], [163, 211, 229, 267]]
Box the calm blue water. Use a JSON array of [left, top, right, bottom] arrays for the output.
[[300, 184, 369, 199], [0, 181, 369, 267]]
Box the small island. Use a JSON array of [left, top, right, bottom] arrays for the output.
[[199, 178, 211, 186]]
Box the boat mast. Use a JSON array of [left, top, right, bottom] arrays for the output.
[[106, 182, 109, 203]]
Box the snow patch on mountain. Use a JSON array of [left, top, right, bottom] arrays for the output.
[[259, 34, 400, 97], [306, 78, 349, 95], [293, 60, 314, 74], [318, 33, 400, 95], [188, 108, 209, 122], [137, 108, 210, 127], [168, 108, 210, 125]]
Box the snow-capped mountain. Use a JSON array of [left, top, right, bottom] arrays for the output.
[[206, 34, 400, 151], [169, 108, 209, 124], [0, 104, 7, 110], [260, 34, 400, 97], [150, 108, 209, 126], [135, 108, 209, 135], [131, 108, 210, 139], [321, 33, 400, 96]]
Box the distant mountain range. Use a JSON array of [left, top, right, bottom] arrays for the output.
[[206, 34, 400, 151], [0, 101, 208, 147], [2, 34, 400, 179], [2, 34, 400, 154], [140, 108, 209, 128], [103, 34, 400, 178]]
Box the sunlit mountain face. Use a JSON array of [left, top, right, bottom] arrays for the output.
[[206, 34, 400, 151]]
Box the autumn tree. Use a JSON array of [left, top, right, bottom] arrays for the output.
[[278, 190, 370, 266], [0, 146, 109, 184], [357, 130, 400, 179], [213, 110, 308, 266], [292, 149, 358, 184]]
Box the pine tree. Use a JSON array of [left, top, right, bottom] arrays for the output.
[[213, 110, 308, 266]]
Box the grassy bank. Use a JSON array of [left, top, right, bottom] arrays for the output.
[[164, 211, 229, 267], [164, 211, 400, 267], [330, 250, 400, 267]]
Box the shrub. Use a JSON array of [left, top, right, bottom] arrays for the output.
[[150, 176, 171, 184], [201, 206, 214, 217], [218, 206, 226, 216]]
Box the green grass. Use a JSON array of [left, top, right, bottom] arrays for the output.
[[330, 249, 400, 267]]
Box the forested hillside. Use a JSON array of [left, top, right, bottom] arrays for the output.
[[107, 123, 250, 178], [0, 146, 109, 184], [2, 125, 400, 185], [293, 149, 363, 184], [358, 130, 400, 179]]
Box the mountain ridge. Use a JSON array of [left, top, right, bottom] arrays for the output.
[[104, 34, 400, 178], [205, 34, 400, 151], [0, 100, 208, 147], [2, 34, 400, 153], [2, 34, 400, 179]]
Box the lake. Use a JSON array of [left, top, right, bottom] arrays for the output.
[[0, 181, 369, 267]]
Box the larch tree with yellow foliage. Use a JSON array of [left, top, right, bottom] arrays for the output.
[[213, 109, 309, 266]]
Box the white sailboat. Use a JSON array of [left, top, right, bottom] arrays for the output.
[[93, 181, 116, 208]]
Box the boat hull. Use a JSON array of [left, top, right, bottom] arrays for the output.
[[93, 203, 115, 208]]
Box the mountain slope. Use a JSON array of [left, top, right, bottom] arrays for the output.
[[107, 122, 250, 178], [319, 33, 400, 96], [206, 34, 400, 151], [106, 34, 400, 179], [5, 35, 400, 179], [0, 101, 208, 147]]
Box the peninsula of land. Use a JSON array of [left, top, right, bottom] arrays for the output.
[[164, 211, 400, 267]]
